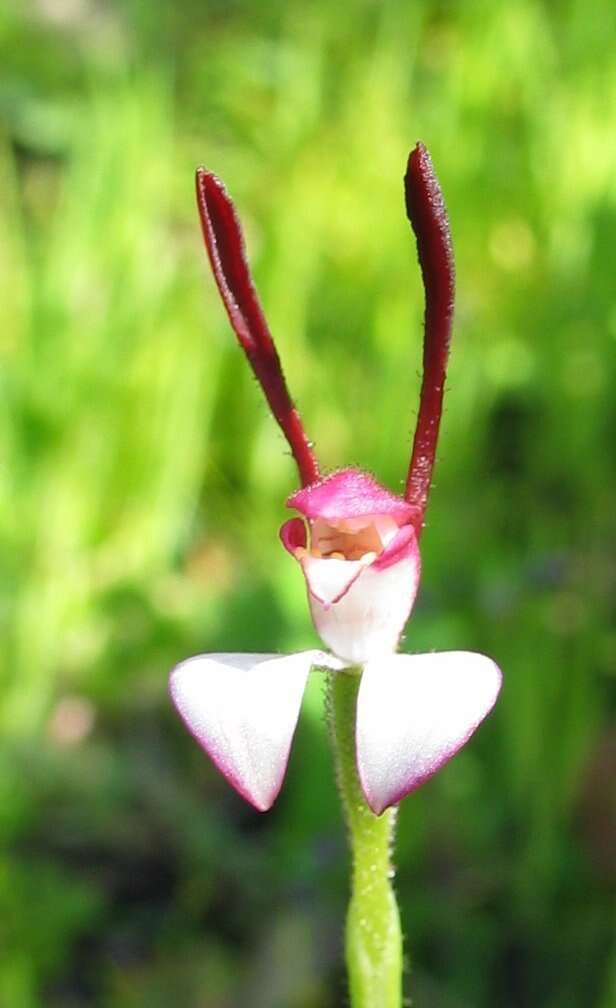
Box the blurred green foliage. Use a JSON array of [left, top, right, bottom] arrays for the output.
[[1, 0, 615, 1004]]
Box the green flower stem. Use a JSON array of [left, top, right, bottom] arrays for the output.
[[326, 669, 403, 1008]]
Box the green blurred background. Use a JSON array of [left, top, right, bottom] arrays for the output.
[[1, 0, 615, 1004]]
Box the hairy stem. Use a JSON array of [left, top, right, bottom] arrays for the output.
[[326, 670, 403, 1008]]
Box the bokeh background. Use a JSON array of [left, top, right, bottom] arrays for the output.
[[2, 0, 616, 1005]]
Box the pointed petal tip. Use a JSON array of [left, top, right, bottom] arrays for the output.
[[408, 139, 428, 164], [195, 166, 220, 202]]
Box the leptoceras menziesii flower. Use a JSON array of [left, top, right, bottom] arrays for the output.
[[170, 144, 502, 815]]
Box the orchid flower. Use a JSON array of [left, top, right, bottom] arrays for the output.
[[170, 145, 501, 819], [170, 144, 502, 1006], [170, 146, 501, 817]]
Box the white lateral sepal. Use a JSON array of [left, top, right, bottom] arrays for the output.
[[169, 650, 327, 811], [356, 651, 502, 814]]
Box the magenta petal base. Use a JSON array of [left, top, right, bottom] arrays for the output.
[[356, 651, 502, 814], [287, 468, 418, 524], [169, 651, 325, 811]]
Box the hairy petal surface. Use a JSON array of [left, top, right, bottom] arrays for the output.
[[288, 468, 417, 525], [356, 652, 502, 814], [169, 651, 328, 811]]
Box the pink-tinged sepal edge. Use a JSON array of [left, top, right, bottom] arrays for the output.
[[169, 650, 333, 811], [356, 651, 502, 815]]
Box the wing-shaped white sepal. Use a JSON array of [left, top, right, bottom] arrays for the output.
[[170, 650, 333, 811], [356, 651, 502, 814]]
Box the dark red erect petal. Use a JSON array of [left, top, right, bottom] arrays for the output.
[[196, 169, 320, 487], [404, 143, 455, 535]]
